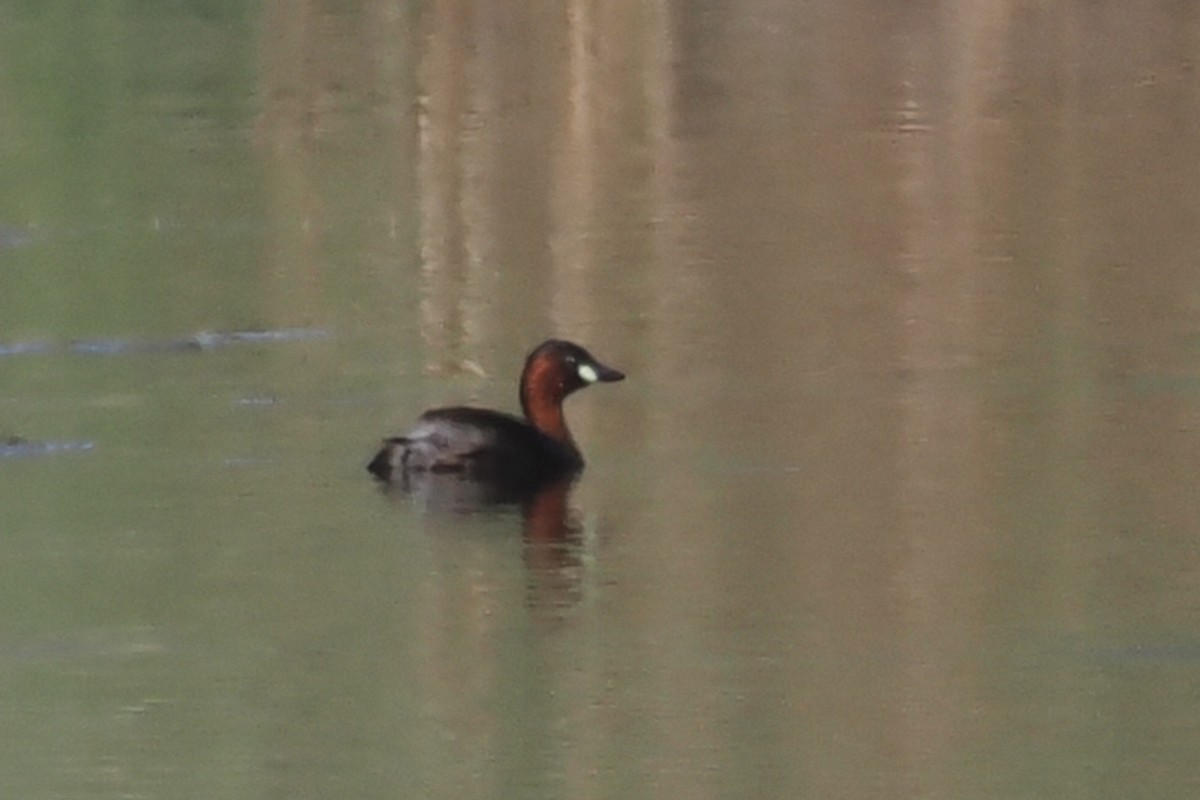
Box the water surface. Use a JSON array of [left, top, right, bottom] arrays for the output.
[[1, 3, 1199, 799]]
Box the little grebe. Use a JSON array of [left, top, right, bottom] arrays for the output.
[[367, 339, 624, 492]]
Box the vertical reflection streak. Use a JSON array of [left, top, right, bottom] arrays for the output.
[[893, 1, 1005, 794], [416, 0, 475, 366]]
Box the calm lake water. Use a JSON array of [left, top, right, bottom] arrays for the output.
[[2, 3, 1200, 798]]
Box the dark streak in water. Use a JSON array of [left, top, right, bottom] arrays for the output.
[[0, 341, 53, 357], [68, 338, 161, 356], [0, 224, 35, 251], [188, 328, 329, 347], [0, 627, 162, 665], [0, 328, 329, 358], [233, 395, 279, 407], [0, 437, 95, 459]]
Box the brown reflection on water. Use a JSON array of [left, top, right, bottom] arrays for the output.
[[242, 1, 1200, 797], [379, 474, 586, 609], [412, 0, 678, 368], [890, 5, 1010, 796], [889, 6, 1200, 798], [521, 479, 588, 612]]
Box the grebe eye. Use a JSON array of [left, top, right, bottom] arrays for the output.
[[577, 364, 598, 383]]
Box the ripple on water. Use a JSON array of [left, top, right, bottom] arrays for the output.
[[0, 437, 96, 459], [0, 328, 330, 358]]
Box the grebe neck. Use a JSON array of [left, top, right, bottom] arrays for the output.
[[519, 359, 575, 447]]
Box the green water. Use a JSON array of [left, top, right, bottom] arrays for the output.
[[2, 3, 1200, 799]]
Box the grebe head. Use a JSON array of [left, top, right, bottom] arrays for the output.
[[519, 339, 624, 440]]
